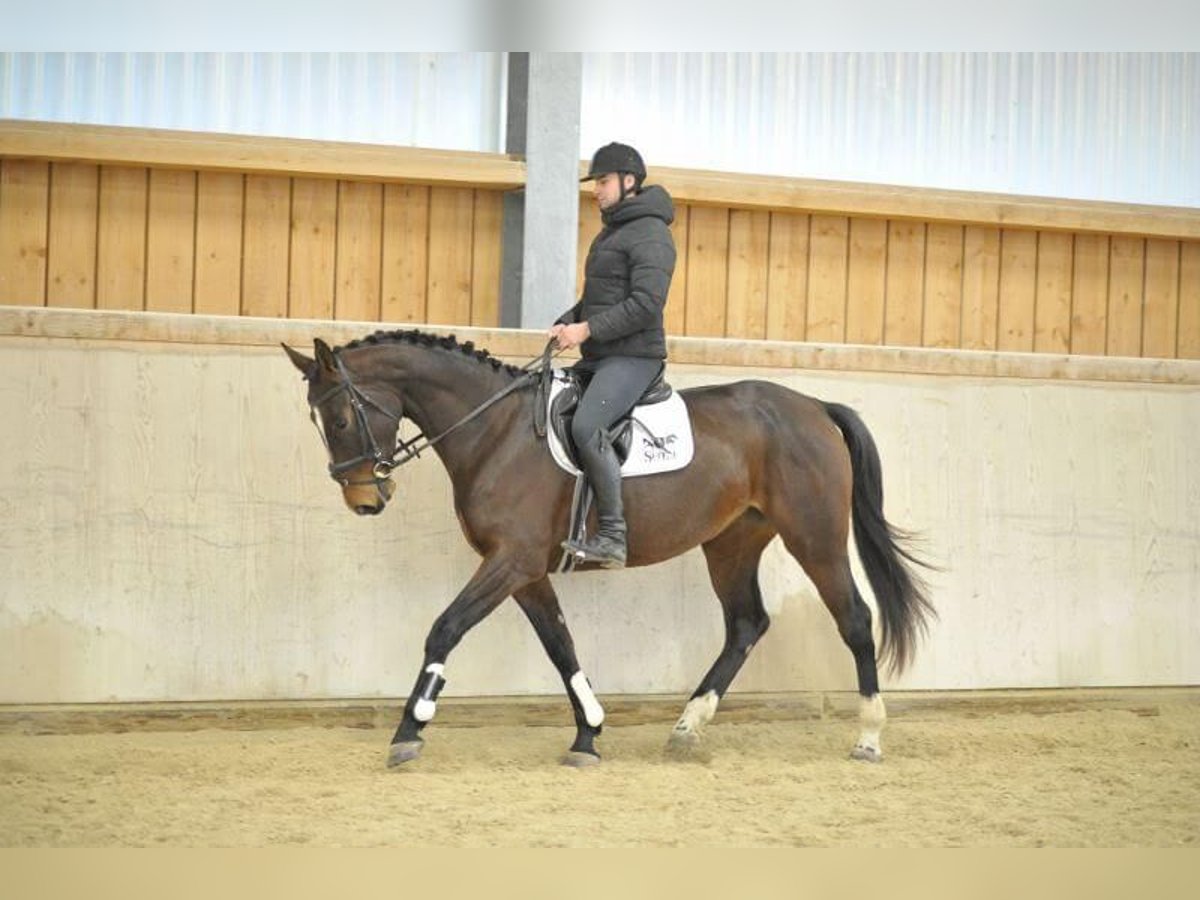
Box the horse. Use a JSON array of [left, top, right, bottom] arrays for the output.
[[282, 329, 934, 768]]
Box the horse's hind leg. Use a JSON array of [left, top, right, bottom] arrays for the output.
[[514, 578, 604, 767], [667, 511, 775, 759], [786, 545, 886, 762]]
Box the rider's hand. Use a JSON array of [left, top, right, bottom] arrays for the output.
[[550, 321, 590, 351]]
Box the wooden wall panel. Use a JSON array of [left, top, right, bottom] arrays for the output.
[[288, 178, 337, 321], [806, 215, 849, 343], [1034, 231, 1074, 354], [1071, 234, 1110, 355], [241, 175, 290, 319], [334, 181, 383, 322], [1107, 236, 1145, 357], [845, 217, 887, 345], [1179, 242, 1200, 359], [923, 223, 964, 348], [997, 229, 1038, 352], [0, 160, 49, 306], [146, 169, 196, 314], [961, 225, 1001, 350], [382, 184, 430, 324], [470, 190, 503, 327], [726, 209, 770, 340], [663, 204, 688, 336], [426, 187, 474, 326], [765, 212, 809, 342], [194, 172, 243, 317], [685, 205, 729, 337], [885, 220, 925, 347], [5, 130, 1197, 364], [1141, 239, 1180, 359], [47, 162, 98, 309], [96, 166, 146, 311]]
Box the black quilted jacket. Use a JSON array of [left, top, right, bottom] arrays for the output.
[[555, 185, 676, 360]]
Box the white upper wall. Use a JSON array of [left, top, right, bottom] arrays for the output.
[[580, 52, 1200, 208], [2, 51, 1197, 207], [0, 52, 507, 152]]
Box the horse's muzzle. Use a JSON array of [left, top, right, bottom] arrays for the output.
[[343, 474, 395, 515]]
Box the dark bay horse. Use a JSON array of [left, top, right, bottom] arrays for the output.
[[283, 330, 934, 768]]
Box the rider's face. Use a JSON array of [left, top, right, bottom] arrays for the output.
[[593, 172, 631, 211]]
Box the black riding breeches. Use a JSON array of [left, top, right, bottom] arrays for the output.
[[569, 355, 664, 479]]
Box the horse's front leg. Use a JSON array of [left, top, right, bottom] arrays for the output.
[[514, 578, 604, 767], [387, 554, 535, 768]]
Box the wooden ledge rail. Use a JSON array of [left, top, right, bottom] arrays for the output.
[[0, 119, 525, 190], [4, 307, 1198, 386], [637, 165, 1200, 241]]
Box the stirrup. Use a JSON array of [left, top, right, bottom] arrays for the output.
[[562, 534, 627, 570]]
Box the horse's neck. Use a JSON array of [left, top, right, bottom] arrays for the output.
[[385, 348, 521, 468]]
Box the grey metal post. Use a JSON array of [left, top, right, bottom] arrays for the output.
[[500, 52, 582, 330]]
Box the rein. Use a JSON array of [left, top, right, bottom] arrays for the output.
[[313, 340, 559, 486]]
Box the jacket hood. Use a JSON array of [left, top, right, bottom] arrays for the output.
[[601, 184, 675, 227]]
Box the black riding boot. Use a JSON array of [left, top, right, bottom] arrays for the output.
[[563, 433, 627, 569]]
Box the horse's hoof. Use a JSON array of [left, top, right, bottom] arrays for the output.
[[386, 740, 425, 768], [665, 731, 712, 764], [562, 750, 601, 768], [849, 744, 883, 763]]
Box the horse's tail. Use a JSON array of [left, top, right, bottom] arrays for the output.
[[823, 401, 937, 675]]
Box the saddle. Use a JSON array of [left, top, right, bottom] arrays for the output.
[[547, 366, 674, 469]]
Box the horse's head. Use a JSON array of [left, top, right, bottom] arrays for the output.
[[283, 338, 401, 516]]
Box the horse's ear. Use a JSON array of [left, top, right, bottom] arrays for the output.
[[313, 338, 338, 374], [282, 342, 316, 378]]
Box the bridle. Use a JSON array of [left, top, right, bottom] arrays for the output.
[[308, 341, 557, 492]]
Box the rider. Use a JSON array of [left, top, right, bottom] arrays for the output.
[[550, 142, 677, 569]]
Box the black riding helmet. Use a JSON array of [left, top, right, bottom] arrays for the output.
[[582, 142, 646, 200]]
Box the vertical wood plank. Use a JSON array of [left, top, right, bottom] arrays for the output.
[[765, 211, 810, 342], [884, 220, 925, 347], [382, 183, 430, 324], [961, 225, 1001, 350], [145, 169, 196, 314], [0, 159, 50, 306], [194, 172, 243, 317], [845, 217, 887, 345], [663, 203, 688, 337], [287, 178, 337, 321], [334, 180, 383, 322], [1141, 239, 1179, 359], [725, 209, 770, 340], [684, 205, 729, 337], [96, 165, 147, 311], [922, 222, 964, 348], [806, 214, 849, 343], [470, 190, 503, 327], [1107, 236, 1145, 356], [241, 175, 291, 318], [1071, 233, 1110, 355], [996, 229, 1037, 352], [46, 162, 98, 309], [1177, 241, 1200, 359], [1034, 231, 1074, 354], [426, 187, 474, 326]]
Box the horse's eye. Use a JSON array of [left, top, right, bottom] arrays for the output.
[[334, 418, 349, 431]]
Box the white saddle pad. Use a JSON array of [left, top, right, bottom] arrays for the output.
[[546, 370, 695, 478]]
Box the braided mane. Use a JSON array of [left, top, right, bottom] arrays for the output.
[[339, 329, 524, 377]]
